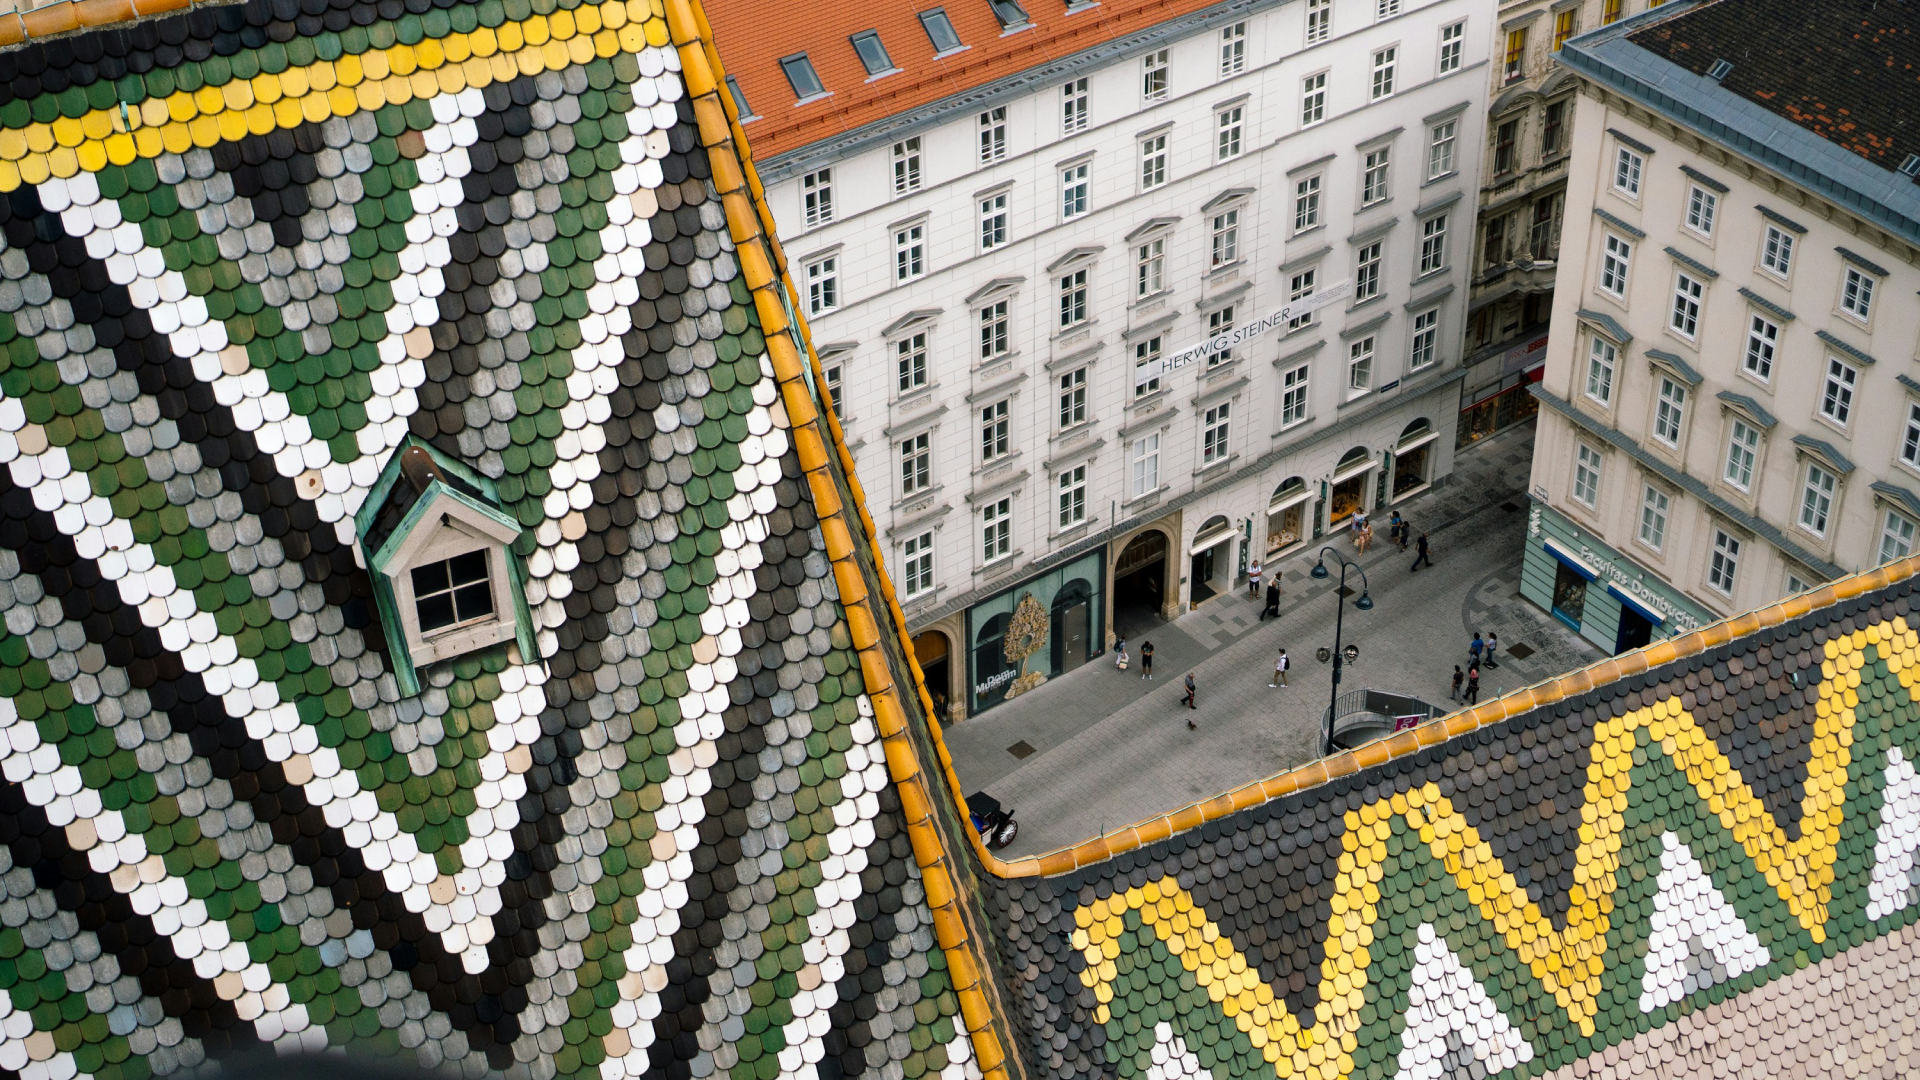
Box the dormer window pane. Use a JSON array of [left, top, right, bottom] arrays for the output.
[[413, 551, 494, 632], [851, 31, 894, 75], [988, 0, 1028, 28], [781, 54, 825, 98], [920, 8, 964, 52]]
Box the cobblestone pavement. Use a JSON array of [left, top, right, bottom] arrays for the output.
[[943, 420, 1604, 857]]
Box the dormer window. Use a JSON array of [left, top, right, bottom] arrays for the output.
[[357, 439, 537, 694]]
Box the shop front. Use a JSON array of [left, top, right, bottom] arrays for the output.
[[1518, 501, 1709, 655], [1266, 477, 1314, 558], [1459, 358, 1545, 446], [967, 548, 1107, 715], [1188, 516, 1235, 605], [1389, 419, 1439, 502], [1327, 447, 1378, 530]]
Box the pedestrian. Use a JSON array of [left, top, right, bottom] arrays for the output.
[[1450, 665, 1464, 702], [1484, 632, 1499, 669], [1261, 581, 1281, 620], [1410, 532, 1432, 571], [1388, 510, 1403, 548], [1397, 518, 1411, 551], [1270, 648, 1290, 688], [1468, 632, 1484, 667], [1248, 559, 1263, 599], [1464, 665, 1480, 705], [1182, 672, 1197, 724], [1140, 640, 1155, 680], [1115, 638, 1130, 671]]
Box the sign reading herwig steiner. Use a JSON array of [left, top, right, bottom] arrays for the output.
[[1132, 278, 1354, 389]]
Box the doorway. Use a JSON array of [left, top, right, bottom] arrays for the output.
[[911, 631, 951, 719], [1188, 516, 1233, 606], [1614, 608, 1653, 654], [1328, 447, 1373, 529], [1050, 580, 1094, 674], [1113, 531, 1169, 639], [1189, 546, 1220, 605], [1550, 562, 1588, 631]]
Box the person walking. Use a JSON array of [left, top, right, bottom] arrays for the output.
[[1247, 559, 1263, 599], [1464, 665, 1480, 705], [1261, 580, 1281, 620], [1410, 532, 1432, 571], [1450, 665, 1464, 702], [1397, 517, 1411, 551], [1182, 672, 1198, 726], [1115, 638, 1129, 671], [1270, 648, 1290, 688], [1484, 632, 1499, 669], [1140, 641, 1155, 680], [1468, 632, 1485, 668]]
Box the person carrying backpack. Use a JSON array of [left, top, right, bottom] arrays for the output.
[[1270, 648, 1290, 688]]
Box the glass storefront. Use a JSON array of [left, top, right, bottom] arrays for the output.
[[968, 549, 1107, 714], [1391, 420, 1436, 501], [1329, 449, 1375, 529], [1267, 477, 1312, 557], [1458, 368, 1543, 446]]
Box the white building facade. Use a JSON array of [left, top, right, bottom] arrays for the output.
[[1528, 1, 1920, 656], [748, 0, 1488, 717]]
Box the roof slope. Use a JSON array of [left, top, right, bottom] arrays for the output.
[[1627, 0, 1920, 169]]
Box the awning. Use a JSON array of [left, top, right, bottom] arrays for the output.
[[1395, 430, 1440, 454], [1189, 528, 1235, 555], [1332, 458, 1380, 484], [1542, 538, 1597, 580], [1267, 488, 1314, 515], [1606, 584, 1666, 626]]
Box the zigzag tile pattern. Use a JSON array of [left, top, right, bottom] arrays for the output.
[[985, 591, 1920, 1080], [0, 3, 978, 1080]]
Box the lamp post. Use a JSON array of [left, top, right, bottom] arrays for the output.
[[1309, 547, 1373, 756]]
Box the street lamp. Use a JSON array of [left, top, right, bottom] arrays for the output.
[[1309, 547, 1372, 755]]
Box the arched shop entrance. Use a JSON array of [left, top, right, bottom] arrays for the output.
[[1391, 419, 1438, 502], [1188, 515, 1234, 606], [1112, 530, 1170, 640], [911, 630, 953, 720], [1328, 447, 1376, 530], [1266, 476, 1312, 558]]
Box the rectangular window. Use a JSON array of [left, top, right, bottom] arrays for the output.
[[920, 8, 963, 52], [1708, 530, 1741, 594], [978, 299, 1010, 361], [726, 76, 756, 119], [894, 223, 926, 283], [1058, 367, 1087, 428], [802, 168, 833, 226], [1685, 185, 1717, 236], [978, 107, 1007, 164], [1638, 485, 1669, 550], [980, 400, 1010, 462], [1409, 308, 1438, 369], [1301, 72, 1327, 126], [1799, 464, 1838, 536], [1724, 420, 1759, 490], [1600, 234, 1632, 296], [1062, 77, 1089, 134], [895, 332, 928, 394], [1347, 336, 1375, 393], [823, 362, 844, 421], [1294, 175, 1322, 231], [1306, 0, 1332, 44], [1355, 241, 1382, 302], [986, 0, 1028, 30], [1613, 146, 1643, 196], [1376, 0, 1400, 19], [1438, 21, 1464, 73], [851, 30, 894, 76], [1427, 120, 1457, 179], [781, 54, 826, 98], [1585, 336, 1617, 404], [1743, 314, 1778, 380], [1841, 266, 1877, 322], [805, 255, 838, 315], [1882, 510, 1918, 564], [1552, 9, 1577, 49], [1288, 270, 1317, 330], [1371, 47, 1398, 99], [979, 191, 1008, 251], [1761, 225, 1794, 277], [1419, 214, 1448, 274], [1139, 133, 1168, 190], [1504, 28, 1527, 81], [1134, 336, 1163, 397], [1207, 305, 1235, 366], [1135, 237, 1165, 298], [1493, 119, 1518, 174], [1220, 22, 1247, 75], [1203, 402, 1231, 464], [892, 137, 922, 195], [1060, 162, 1089, 219], [1216, 106, 1244, 161], [1903, 402, 1920, 467], [1058, 267, 1088, 329], [981, 498, 1011, 563], [1484, 215, 1507, 269], [1603, 0, 1623, 23], [1210, 209, 1240, 268], [1652, 376, 1687, 446], [1530, 195, 1561, 260], [1142, 48, 1169, 102], [1129, 434, 1161, 498], [1821, 357, 1858, 425], [1542, 100, 1565, 155], [901, 532, 934, 598], [1573, 443, 1602, 507], [1363, 147, 1391, 205], [899, 432, 931, 494], [1281, 364, 1310, 426], [1670, 271, 1703, 338], [1058, 465, 1087, 528]]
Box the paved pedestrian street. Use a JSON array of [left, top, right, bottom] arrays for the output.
[[944, 420, 1604, 857]]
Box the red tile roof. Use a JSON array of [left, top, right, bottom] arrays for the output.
[[702, 0, 1231, 161]]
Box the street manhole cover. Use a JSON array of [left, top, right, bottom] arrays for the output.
[[1505, 643, 1536, 660], [1008, 741, 1036, 759], [1500, 501, 1522, 512]]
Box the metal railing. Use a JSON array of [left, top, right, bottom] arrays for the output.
[[1324, 688, 1445, 750]]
